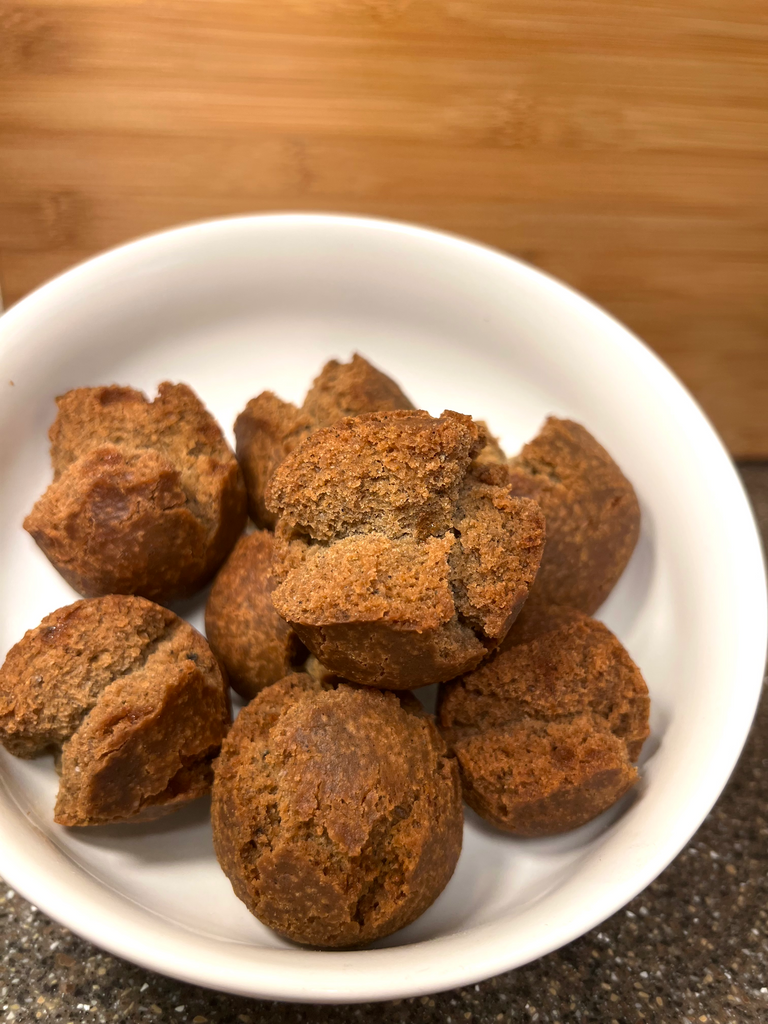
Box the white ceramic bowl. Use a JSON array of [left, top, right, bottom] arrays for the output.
[[0, 215, 764, 1003]]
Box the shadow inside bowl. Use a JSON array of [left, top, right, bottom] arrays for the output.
[[67, 796, 215, 864], [599, 502, 656, 638]]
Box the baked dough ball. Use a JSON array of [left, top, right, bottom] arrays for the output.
[[0, 596, 231, 827], [266, 410, 546, 690], [507, 417, 640, 615], [24, 383, 247, 603], [234, 354, 414, 528], [205, 529, 307, 701], [212, 673, 463, 948], [438, 615, 650, 836]]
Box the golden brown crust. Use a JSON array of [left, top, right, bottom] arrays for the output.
[[507, 417, 640, 615], [204, 530, 307, 701], [0, 596, 176, 758], [452, 717, 637, 835], [293, 618, 487, 693], [438, 616, 650, 836], [266, 410, 546, 689], [24, 383, 247, 603], [211, 674, 463, 948], [233, 393, 315, 529], [301, 354, 415, 425], [0, 596, 231, 826], [234, 355, 414, 528]]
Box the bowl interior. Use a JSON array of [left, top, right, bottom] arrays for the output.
[[0, 216, 764, 1001]]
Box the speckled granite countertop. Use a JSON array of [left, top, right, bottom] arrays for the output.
[[2, 465, 766, 1024]]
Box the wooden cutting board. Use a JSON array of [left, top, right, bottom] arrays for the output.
[[1, 0, 766, 454]]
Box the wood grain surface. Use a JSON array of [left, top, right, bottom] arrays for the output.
[[1, 0, 766, 454]]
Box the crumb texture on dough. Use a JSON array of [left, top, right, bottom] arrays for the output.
[[266, 409, 545, 689]]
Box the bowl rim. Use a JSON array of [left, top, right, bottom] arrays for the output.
[[0, 212, 765, 1003]]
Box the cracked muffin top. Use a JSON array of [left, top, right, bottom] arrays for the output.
[[0, 595, 231, 827], [24, 382, 246, 603], [235, 354, 414, 528], [438, 614, 650, 836], [211, 672, 463, 948], [265, 410, 545, 689]]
